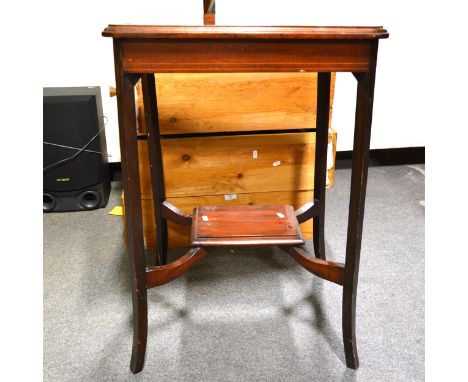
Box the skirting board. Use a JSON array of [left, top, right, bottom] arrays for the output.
[[335, 147, 425, 169]]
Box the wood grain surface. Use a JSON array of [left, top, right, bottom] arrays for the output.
[[124, 190, 315, 248], [137, 131, 336, 198], [191, 204, 304, 246], [103, 25, 389, 40], [135, 73, 335, 135]]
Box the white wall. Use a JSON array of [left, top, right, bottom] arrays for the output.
[[41, 0, 203, 162], [42, 0, 426, 161], [218, 0, 426, 151]]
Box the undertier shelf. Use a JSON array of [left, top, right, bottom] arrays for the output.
[[190, 204, 304, 246]]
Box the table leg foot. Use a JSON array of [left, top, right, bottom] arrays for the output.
[[342, 284, 359, 370], [129, 292, 148, 374]]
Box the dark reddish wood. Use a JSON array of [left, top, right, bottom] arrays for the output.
[[146, 247, 208, 288], [119, 39, 374, 73], [102, 25, 388, 40], [342, 43, 379, 370], [294, 74, 331, 242], [191, 205, 304, 247], [161, 200, 192, 226], [295, 199, 319, 223], [313, 73, 331, 260], [279, 246, 344, 285], [104, 23, 388, 373], [113, 41, 147, 375], [141, 73, 168, 265]]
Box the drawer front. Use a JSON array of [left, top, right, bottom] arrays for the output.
[[129, 190, 314, 249], [135, 73, 335, 135], [138, 130, 337, 199]]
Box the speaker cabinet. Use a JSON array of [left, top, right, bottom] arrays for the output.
[[43, 87, 111, 212]]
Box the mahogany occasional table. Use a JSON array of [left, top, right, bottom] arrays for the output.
[[102, 24, 389, 374]]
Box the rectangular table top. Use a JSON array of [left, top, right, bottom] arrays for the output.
[[103, 25, 389, 40]]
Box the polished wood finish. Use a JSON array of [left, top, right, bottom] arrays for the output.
[[141, 73, 168, 265], [342, 52, 379, 369], [105, 24, 388, 374], [146, 247, 208, 288], [295, 198, 319, 224], [127, 190, 315, 249], [103, 25, 388, 40], [279, 246, 344, 285], [191, 205, 304, 247], [119, 40, 374, 73], [312, 73, 332, 260], [161, 201, 192, 226], [112, 41, 147, 373]]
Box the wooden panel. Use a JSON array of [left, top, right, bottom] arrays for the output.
[[137, 130, 337, 198], [192, 204, 302, 239], [121, 39, 373, 73], [135, 72, 335, 135], [156, 72, 316, 135], [191, 204, 304, 247], [125, 190, 314, 249]]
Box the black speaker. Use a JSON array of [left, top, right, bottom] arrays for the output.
[[43, 87, 111, 212]]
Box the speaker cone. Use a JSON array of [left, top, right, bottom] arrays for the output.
[[43, 193, 56, 212], [78, 191, 101, 210]]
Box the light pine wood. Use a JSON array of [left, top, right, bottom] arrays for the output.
[[137, 130, 337, 199], [135, 73, 335, 135], [124, 190, 315, 249], [129, 73, 337, 250]]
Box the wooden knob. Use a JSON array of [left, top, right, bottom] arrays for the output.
[[170, 117, 177, 123], [182, 154, 191, 161]]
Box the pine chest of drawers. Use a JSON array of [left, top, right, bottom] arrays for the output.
[[123, 72, 337, 248]]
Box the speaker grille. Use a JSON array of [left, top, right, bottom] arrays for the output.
[[43, 95, 102, 191], [43, 87, 111, 212]]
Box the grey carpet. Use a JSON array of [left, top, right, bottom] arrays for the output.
[[43, 165, 425, 382]]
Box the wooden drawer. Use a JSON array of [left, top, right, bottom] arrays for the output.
[[135, 72, 335, 135], [123, 190, 314, 249], [138, 129, 337, 199]]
